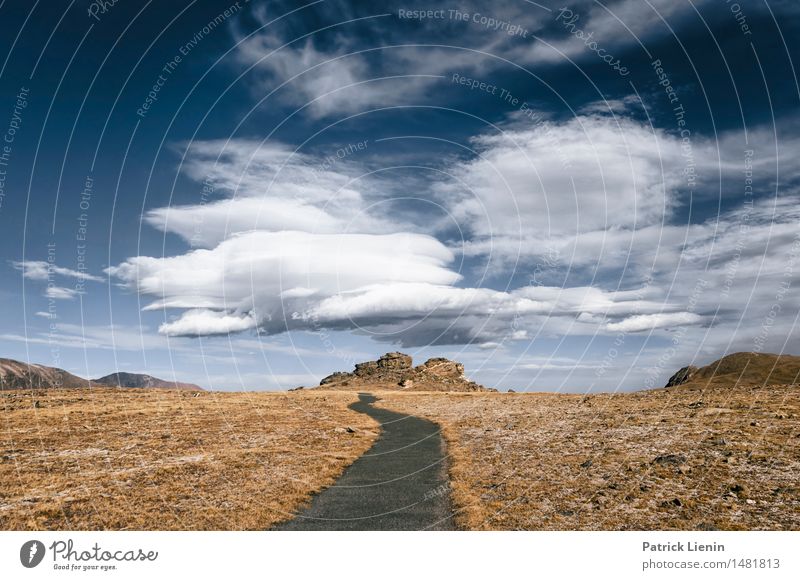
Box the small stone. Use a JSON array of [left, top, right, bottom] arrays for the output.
[[730, 483, 746, 496], [696, 522, 718, 531], [652, 454, 686, 466], [745, 499, 756, 505], [660, 498, 682, 508], [580, 459, 593, 469]]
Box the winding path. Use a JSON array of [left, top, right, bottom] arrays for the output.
[[274, 393, 455, 530]]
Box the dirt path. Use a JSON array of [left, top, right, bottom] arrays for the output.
[[274, 393, 455, 530]]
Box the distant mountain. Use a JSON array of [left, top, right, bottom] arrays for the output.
[[665, 352, 800, 389], [0, 357, 203, 391], [0, 358, 95, 390], [93, 372, 202, 391]]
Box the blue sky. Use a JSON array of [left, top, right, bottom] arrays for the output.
[[1, 0, 799, 392]]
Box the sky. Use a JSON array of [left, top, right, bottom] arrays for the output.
[[0, 0, 798, 392]]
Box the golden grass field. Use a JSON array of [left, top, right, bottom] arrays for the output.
[[2, 383, 798, 530], [375, 384, 800, 530], [0, 389, 377, 530]]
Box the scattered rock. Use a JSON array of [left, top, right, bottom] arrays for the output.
[[580, 459, 593, 469], [660, 498, 683, 508], [730, 483, 746, 496], [696, 522, 719, 531], [652, 454, 687, 466]]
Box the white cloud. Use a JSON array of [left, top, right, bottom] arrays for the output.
[[109, 230, 463, 338], [606, 312, 703, 332], [159, 309, 259, 336], [516, 0, 712, 66], [151, 139, 399, 248], [13, 260, 104, 282], [45, 286, 81, 300], [111, 111, 800, 355], [233, 30, 433, 118], [437, 114, 686, 262], [577, 95, 643, 115]]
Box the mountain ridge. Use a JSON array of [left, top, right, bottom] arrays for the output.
[[665, 352, 800, 389], [0, 358, 203, 391], [93, 372, 203, 391]]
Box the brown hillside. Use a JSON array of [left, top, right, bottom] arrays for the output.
[[0, 358, 95, 390], [665, 352, 800, 389], [0, 358, 203, 391], [93, 372, 203, 391]]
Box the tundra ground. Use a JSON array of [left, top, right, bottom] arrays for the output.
[[0, 389, 377, 530], [376, 384, 800, 530]]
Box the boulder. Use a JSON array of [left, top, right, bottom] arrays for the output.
[[665, 365, 698, 387], [377, 352, 413, 371]]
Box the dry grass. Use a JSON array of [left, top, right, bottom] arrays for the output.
[[375, 384, 800, 530], [0, 388, 377, 530]]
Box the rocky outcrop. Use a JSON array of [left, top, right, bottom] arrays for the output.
[[353, 352, 412, 379], [316, 352, 495, 392], [665, 365, 698, 387]]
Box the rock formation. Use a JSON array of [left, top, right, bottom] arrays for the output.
[[317, 352, 494, 392], [665, 365, 699, 387]]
